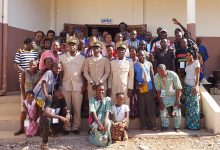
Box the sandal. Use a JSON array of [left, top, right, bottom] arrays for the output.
[[14, 129, 25, 136], [49, 129, 57, 138], [63, 130, 70, 135], [161, 127, 168, 132], [49, 132, 57, 138], [174, 128, 180, 132], [41, 143, 49, 150], [152, 127, 158, 131]]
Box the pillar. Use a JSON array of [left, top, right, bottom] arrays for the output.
[[0, 0, 8, 95], [187, 0, 196, 40]]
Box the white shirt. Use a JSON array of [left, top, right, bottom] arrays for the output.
[[102, 42, 115, 57], [125, 39, 140, 50], [185, 60, 200, 86], [151, 39, 173, 52], [147, 42, 151, 53], [33, 70, 58, 98], [112, 104, 130, 122]]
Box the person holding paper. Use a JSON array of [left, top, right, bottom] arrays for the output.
[[175, 38, 189, 83], [40, 85, 71, 150], [154, 64, 182, 132], [134, 50, 157, 130]]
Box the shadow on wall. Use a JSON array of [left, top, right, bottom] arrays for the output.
[[201, 37, 220, 77], [7, 26, 34, 92]]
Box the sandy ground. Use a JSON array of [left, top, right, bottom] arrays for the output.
[[0, 135, 220, 150]]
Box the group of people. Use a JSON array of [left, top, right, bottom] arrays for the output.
[[13, 18, 209, 149]]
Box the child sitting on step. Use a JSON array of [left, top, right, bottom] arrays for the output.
[[23, 91, 39, 137], [111, 92, 130, 141]]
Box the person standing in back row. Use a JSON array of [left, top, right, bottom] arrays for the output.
[[154, 39, 175, 71], [125, 30, 140, 50], [134, 50, 157, 130], [59, 36, 85, 134], [83, 41, 110, 99], [196, 37, 209, 81], [108, 41, 134, 105]]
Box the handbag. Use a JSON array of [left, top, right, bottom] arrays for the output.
[[137, 62, 149, 93], [88, 101, 103, 125], [139, 83, 149, 93], [35, 89, 45, 108]]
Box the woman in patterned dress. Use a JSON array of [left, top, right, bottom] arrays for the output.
[[88, 83, 112, 147], [184, 49, 200, 130]]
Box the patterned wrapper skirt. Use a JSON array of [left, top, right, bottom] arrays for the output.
[[184, 84, 200, 130], [129, 90, 139, 118], [111, 120, 129, 141], [88, 121, 112, 147]]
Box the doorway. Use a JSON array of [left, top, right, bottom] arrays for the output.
[[63, 23, 147, 39], [86, 25, 119, 40]]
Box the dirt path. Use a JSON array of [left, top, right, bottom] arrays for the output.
[[0, 135, 220, 150]]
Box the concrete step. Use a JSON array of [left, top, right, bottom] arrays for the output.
[[0, 93, 205, 131], [81, 117, 205, 130], [0, 116, 20, 131], [128, 117, 205, 129], [0, 94, 20, 104], [0, 103, 20, 116], [0, 116, 205, 131], [0, 129, 213, 144]]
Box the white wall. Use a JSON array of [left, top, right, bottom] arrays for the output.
[[56, 0, 188, 37], [0, 0, 8, 24], [144, 0, 187, 36], [0, 0, 3, 23], [144, 0, 220, 37], [200, 86, 220, 134], [56, 0, 144, 33], [5, 0, 220, 36], [196, 0, 220, 37], [56, 0, 186, 36], [8, 0, 52, 33]]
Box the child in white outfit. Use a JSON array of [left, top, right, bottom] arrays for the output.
[[111, 92, 130, 141]]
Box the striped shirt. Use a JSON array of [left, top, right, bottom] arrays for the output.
[[14, 49, 38, 70]]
